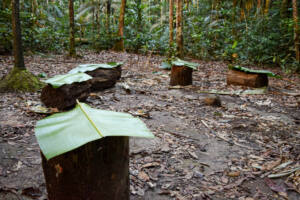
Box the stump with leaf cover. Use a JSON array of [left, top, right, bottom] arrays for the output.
[[227, 65, 279, 88], [68, 63, 122, 92], [169, 59, 199, 86], [41, 73, 92, 110], [35, 102, 154, 200]]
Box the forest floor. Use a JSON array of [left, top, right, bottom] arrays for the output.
[[0, 50, 299, 200]]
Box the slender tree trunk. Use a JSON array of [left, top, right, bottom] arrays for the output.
[[114, 0, 126, 51], [11, 0, 25, 69], [292, 0, 299, 61], [169, 0, 174, 50], [69, 0, 76, 57], [264, 0, 271, 15], [280, 0, 288, 18], [176, 0, 183, 58], [106, 0, 111, 35]]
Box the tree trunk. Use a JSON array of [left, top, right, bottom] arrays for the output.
[[176, 0, 183, 58], [106, 0, 111, 35], [280, 0, 288, 18], [114, 0, 126, 51], [264, 0, 271, 15], [169, 0, 174, 52], [11, 0, 25, 70], [69, 0, 76, 57], [42, 137, 129, 200], [292, 0, 299, 61]]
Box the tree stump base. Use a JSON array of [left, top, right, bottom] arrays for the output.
[[42, 136, 129, 200], [227, 70, 268, 88], [170, 65, 193, 86], [41, 81, 90, 110], [86, 66, 122, 91]]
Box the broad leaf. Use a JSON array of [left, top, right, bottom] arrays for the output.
[[229, 65, 281, 78], [159, 61, 172, 69], [44, 73, 92, 88], [68, 63, 123, 74], [172, 58, 199, 70], [35, 102, 154, 160]]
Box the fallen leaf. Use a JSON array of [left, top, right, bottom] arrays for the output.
[[138, 171, 150, 182]]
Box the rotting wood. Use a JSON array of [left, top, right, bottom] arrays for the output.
[[86, 66, 121, 91], [170, 65, 193, 86], [42, 136, 129, 200], [227, 69, 268, 88], [41, 81, 90, 110]]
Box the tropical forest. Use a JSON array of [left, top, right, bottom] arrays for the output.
[[0, 0, 299, 199]]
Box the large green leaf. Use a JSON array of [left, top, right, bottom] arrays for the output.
[[171, 58, 199, 70], [44, 73, 92, 88], [68, 63, 123, 74], [159, 61, 172, 69], [35, 102, 154, 160], [229, 65, 281, 78]]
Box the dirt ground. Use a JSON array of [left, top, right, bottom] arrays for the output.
[[0, 51, 299, 200]]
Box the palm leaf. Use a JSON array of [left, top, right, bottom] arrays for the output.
[[44, 73, 92, 88], [35, 101, 154, 160]]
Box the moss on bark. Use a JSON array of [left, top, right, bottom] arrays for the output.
[[0, 67, 44, 92]]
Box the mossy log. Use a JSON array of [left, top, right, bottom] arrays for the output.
[[227, 69, 268, 88], [41, 81, 90, 110], [86, 66, 121, 91], [170, 65, 193, 86], [42, 136, 129, 200], [0, 67, 43, 92]]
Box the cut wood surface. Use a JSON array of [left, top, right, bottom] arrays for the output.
[[170, 65, 193, 86], [42, 136, 129, 200], [86, 66, 121, 91], [227, 69, 268, 88], [41, 81, 90, 110]]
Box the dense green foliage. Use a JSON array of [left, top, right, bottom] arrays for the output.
[[0, 0, 299, 71]]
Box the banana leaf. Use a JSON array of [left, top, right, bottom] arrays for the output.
[[44, 72, 92, 88], [229, 65, 281, 78], [35, 101, 154, 160], [68, 63, 123, 74], [159, 61, 172, 69], [172, 58, 199, 70]]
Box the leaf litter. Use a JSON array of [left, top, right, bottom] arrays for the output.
[[0, 50, 299, 199]]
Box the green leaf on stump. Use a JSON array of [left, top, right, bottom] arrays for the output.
[[44, 73, 92, 88], [228, 65, 281, 78], [159, 61, 172, 69], [68, 63, 123, 74], [35, 101, 154, 160], [172, 58, 199, 70]]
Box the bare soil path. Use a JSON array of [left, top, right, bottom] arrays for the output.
[[0, 51, 299, 200]]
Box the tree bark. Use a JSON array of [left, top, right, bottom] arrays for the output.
[[69, 0, 76, 57], [176, 0, 183, 58], [114, 0, 126, 51], [170, 65, 192, 86], [42, 137, 129, 200], [11, 0, 25, 70], [169, 0, 174, 51], [106, 0, 111, 35], [292, 0, 299, 61]]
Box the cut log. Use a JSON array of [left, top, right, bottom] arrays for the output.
[[41, 81, 90, 110], [42, 136, 129, 200], [86, 66, 121, 91], [170, 65, 193, 86], [227, 70, 268, 88]]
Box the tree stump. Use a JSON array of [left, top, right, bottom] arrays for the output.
[[42, 136, 129, 200], [86, 66, 122, 91], [227, 70, 268, 88], [41, 81, 90, 110], [170, 65, 193, 86]]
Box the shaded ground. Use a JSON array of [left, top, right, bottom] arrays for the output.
[[0, 51, 299, 200]]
